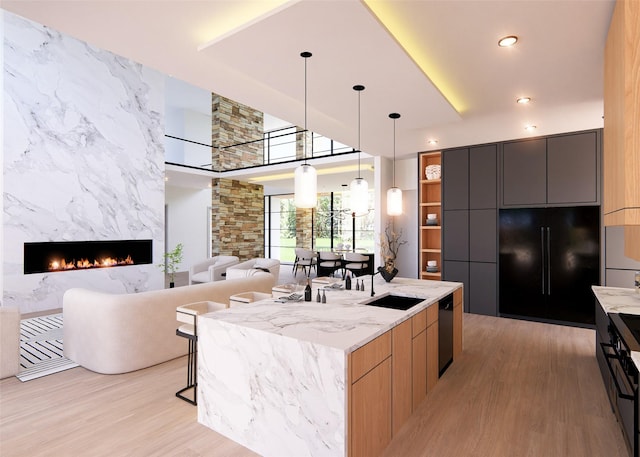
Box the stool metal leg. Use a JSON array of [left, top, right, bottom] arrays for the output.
[[176, 329, 197, 405]]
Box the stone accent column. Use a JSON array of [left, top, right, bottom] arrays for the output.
[[211, 93, 264, 170], [295, 208, 314, 250], [211, 178, 264, 260]]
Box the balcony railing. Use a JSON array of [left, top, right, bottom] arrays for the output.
[[164, 126, 355, 172]]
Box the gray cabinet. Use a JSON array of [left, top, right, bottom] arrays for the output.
[[443, 148, 469, 210], [469, 263, 497, 316], [443, 210, 469, 261], [469, 145, 497, 210], [502, 138, 547, 206], [547, 132, 598, 204], [502, 131, 600, 207], [443, 261, 469, 312], [469, 210, 496, 263]]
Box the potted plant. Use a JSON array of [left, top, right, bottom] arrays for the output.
[[378, 222, 407, 282], [158, 243, 183, 288]]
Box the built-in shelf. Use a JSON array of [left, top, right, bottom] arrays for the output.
[[418, 151, 442, 280]]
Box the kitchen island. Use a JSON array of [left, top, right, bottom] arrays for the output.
[[197, 276, 463, 457]]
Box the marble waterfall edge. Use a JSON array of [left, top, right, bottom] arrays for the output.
[[3, 12, 165, 313], [198, 318, 346, 457]]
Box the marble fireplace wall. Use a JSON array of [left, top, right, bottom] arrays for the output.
[[2, 11, 165, 314]]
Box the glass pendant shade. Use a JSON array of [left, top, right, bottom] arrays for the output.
[[387, 186, 403, 216], [350, 177, 369, 216], [294, 163, 317, 208]]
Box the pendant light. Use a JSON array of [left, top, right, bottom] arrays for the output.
[[350, 85, 369, 216], [294, 51, 317, 208], [387, 112, 403, 216]]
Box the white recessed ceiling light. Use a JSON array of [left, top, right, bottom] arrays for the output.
[[517, 97, 531, 104], [427, 139, 438, 145], [524, 124, 537, 131], [498, 35, 518, 47]]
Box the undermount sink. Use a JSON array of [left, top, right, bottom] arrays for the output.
[[362, 295, 424, 311]]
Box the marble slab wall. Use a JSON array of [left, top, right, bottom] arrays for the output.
[[2, 11, 165, 313]]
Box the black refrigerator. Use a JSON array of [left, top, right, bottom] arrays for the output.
[[499, 206, 600, 325]]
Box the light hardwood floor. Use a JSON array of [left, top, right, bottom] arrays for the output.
[[0, 314, 629, 457]]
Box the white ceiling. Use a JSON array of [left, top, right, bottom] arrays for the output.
[[2, 0, 614, 161]]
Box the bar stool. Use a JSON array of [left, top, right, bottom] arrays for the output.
[[175, 301, 226, 405], [228, 291, 272, 307]]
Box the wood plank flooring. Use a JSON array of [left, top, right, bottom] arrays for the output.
[[0, 314, 629, 457]]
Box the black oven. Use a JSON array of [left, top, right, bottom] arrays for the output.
[[601, 313, 640, 457]]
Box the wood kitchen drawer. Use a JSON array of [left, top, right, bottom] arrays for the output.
[[350, 331, 392, 383], [454, 288, 463, 307], [427, 303, 438, 327], [412, 309, 427, 336]]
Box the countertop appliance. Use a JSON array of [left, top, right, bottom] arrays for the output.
[[499, 206, 600, 325], [600, 312, 640, 457], [439, 294, 454, 376]]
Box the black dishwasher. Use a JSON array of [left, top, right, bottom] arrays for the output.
[[439, 294, 454, 376]]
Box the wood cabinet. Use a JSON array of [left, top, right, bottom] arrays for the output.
[[419, 151, 442, 279], [348, 296, 458, 457], [604, 0, 640, 228], [391, 320, 412, 435], [453, 288, 463, 359], [349, 331, 392, 457]]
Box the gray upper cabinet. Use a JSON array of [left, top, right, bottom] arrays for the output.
[[547, 132, 598, 204], [443, 148, 469, 210], [469, 145, 497, 209], [502, 130, 600, 207], [502, 138, 547, 206]]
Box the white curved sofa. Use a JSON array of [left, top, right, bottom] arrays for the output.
[[189, 255, 239, 284], [63, 273, 275, 374], [226, 258, 281, 280]]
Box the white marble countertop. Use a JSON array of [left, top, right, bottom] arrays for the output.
[[201, 275, 461, 353], [592, 285, 640, 314], [593, 286, 640, 367]]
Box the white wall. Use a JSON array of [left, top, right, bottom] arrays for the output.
[[374, 155, 419, 279], [165, 185, 212, 272]]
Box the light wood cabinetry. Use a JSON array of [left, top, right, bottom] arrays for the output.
[[391, 320, 412, 435], [604, 0, 640, 229], [349, 332, 392, 457], [419, 151, 442, 279], [426, 304, 439, 392], [453, 288, 463, 359], [348, 295, 459, 457]]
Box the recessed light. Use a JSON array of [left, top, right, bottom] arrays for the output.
[[524, 124, 537, 131], [427, 139, 438, 145], [498, 35, 518, 47], [517, 97, 531, 104]]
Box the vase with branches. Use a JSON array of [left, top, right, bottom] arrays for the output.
[[158, 243, 183, 288], [378, 222, 407, 281]]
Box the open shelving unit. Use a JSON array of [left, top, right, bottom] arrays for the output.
[[419, 151, 442, 280]]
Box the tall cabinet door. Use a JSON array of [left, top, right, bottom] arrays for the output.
[[502, 139, 547, 206], [547, 132, 599, 204], [499, 208, 546, 319], [443, 148, 469, 210]]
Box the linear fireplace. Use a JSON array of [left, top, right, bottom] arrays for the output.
[[24, 240, 153, 274]]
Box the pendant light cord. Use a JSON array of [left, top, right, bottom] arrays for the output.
[[300, 51, 312, 165], [389, 112, 401, 187]]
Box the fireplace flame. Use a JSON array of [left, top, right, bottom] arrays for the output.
[[48, 255, 134, 271]]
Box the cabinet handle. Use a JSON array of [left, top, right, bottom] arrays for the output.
[[546, 227, 551, 296], [541, 227, 545, 294]]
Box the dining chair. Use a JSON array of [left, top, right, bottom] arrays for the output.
[[343, 252, 369, 277], [317, 251, 343, 277], [293, 248, 317, 277]]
